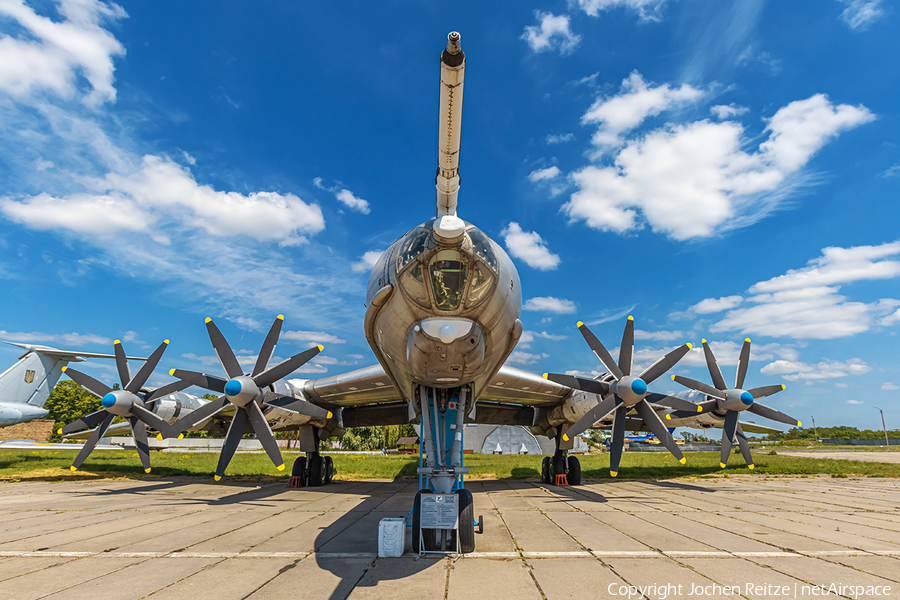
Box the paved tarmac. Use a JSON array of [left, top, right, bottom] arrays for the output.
[[0, 475, 898, 599]]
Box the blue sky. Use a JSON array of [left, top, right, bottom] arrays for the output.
[[0, 0, 897, 431]]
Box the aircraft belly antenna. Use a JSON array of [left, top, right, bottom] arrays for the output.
[[434, 31, 466, 243]]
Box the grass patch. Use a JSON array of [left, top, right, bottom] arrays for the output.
[[1, 449, 898, 483]]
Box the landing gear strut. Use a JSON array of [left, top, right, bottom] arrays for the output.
[[541, 427, 581, 486], [286, 426, 335, 488], [412, 385, 477, 554]]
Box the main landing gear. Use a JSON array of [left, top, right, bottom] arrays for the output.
[[286, 427, 335, 488], [410, 385, 480, 554], [541, 428, 581, 486]]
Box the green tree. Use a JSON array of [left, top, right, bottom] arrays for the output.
[[45, 380, 102, 442]]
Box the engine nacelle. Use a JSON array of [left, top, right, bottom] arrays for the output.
[[532, 389, 603, 438], [150, 397, 183, 423]]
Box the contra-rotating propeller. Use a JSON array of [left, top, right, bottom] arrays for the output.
[[59, 339, 190, 473], [667, 338, 800, 469], [166, 315, 331, 481], [544, 317, 695, 477]]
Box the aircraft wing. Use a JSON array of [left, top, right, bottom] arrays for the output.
[[296, 363, 571, 409]]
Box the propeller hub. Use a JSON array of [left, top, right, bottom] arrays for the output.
[[613, 376, 647, 406], [224, 375, 261, 408], [101, 390, 139, 417], [723, 389, 753, 411]]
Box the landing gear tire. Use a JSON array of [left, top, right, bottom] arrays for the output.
[[552, 454, 566, 481], [323, 455, 334, 484], [291, 456, 307, 487], [455, 488, 476, 554], [477, 515, 484, 534], [308, 454, 325, 487], [412, 490, 439, 552], [567, 455, 582, 485], [541, 456, 551, 484]]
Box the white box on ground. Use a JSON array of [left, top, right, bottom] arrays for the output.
[[378, 518, 406, 557]]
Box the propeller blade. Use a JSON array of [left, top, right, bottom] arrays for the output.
[[245, 402, 284, 471], [145, 379, 192, 402], [748, 384, 786, 399], [129, 417, 152, 473], [638, 343, 692, 384], [206, 318, 243, 378], [170, 369, 227, 393], [62, 367, 111, 398], [253, 315, 284, 377], [215, 408, 250, 480], [560, 395, 618, 442], [735, 423, 754, 469], [720, 411, 738, 467], [634, 399, 685, 464], [130, 404, 175, 438], [254, 346, 322, 388], [543, 373, 610, 396], [71, 413, 115, 470], [664, 399, 719, 421], [608, 398, 626, 477], [618, 316, 634, 376], [645, 393, 704, 413], [60, 408, 109, 435], [702, 340, 727, 391], [735, 338, 751, 390], [126, 340, 170, 393], [263, 394, 331, 419], [113, 340, 131, 389], [169, 396, 230, 434], [747, 401, 800, 427], [671, 375, 726, 400], [577, 322, 623, 380]]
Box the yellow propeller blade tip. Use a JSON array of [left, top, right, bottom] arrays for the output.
[[214, 475, 221, 481], [57, 428, 63, 435], [204, 317, 212, 323], [610, 471, 617, 478], [156, 434, 163, 441], [542, 373, 549, 379], [719, 462, 726, 469], [745, 338, 751, 343], [686, 343, 693, 350], [748, 464, 755, 470], [326, 411, 333, 419], [61, 366, 67, 373], [697, 406, 703, 413], [144, 468, 151, 474], [797, 421, 802, 427], [781, 384, 787, 390], [317, 345, 324, 351], [679, 457, 686, 464], [670, 374, 676, 380], [665, 414, 671, 420], [178, 434, 184, 440], [276, 464, 285, 471], [163, 339, 169, 345], [70, 466, 77, 471], [114, 340, 121, 345], [701, 338, 707, 344], [277, 314, 284, 320], [627, 315, 634, 321], [562, 434, 569, 442], [576, 321, 584, 328]]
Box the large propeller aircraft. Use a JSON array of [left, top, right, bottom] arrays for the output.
[[57, 32, 797, 554]]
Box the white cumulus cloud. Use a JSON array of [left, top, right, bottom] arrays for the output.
[[710, 104, 749, 120], [523, 296, 577, 314], [565, 93, 875, 240], [528, 166, 561, 182], [501, 222, 560, 271], [351, 250, 383, 274], [690, 296, 744, 314], [881, 382, 899, 391], [575, 0, 670, 22], [334, 189, 370, 214], [281, 330, 346, 345], [761, 358, 871, 381], [508, 351, 550, 365], [521, 11, 581, 55], [837, 0, 884, 30]]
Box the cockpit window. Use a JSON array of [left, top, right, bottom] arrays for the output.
[[465, 262, 494, 308], [467, 228, 497, 272], [397, 228, 429, 271], [429, 250, 468, 312], [401, 262, 431, 309]]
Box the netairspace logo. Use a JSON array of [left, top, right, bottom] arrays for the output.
[[606, 582, 893, 599]]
